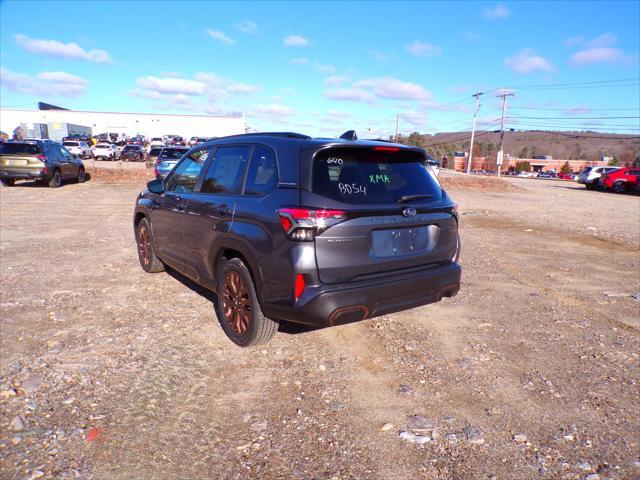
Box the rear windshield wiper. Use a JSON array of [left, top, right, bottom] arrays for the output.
[[396, 194, 434, 203]]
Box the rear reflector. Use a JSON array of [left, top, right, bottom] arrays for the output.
[[294, 274, 305, 300]]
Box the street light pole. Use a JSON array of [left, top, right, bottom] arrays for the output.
[[466, 92, 483, 175]]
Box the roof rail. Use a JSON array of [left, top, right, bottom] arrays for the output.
[[221, 132, 311, 140], [339, 130, 358, 141]]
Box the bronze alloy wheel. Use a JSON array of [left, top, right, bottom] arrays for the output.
[[222, 271, 252, 335], [138, 223, 151, 266]]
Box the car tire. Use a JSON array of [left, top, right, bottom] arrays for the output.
[[613, 182, 626, 194], [135, 217, 165, 273], [1, 179, 15, 187], [48, 170, 62, 188], [585, 183, 593, 190], [216, 258, 278, 347], [76, 167, 86, 183]]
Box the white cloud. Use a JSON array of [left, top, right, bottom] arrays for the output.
[[227, 82, 261, 94], [371, 51, 390, 62], [206, 29, 236, 45], [284, 35, 309, 47], [505, 49, 555, 74], [0, 68, 88, 98], [354, 77, 432, 100], [465, 31, 480, 43], [313, 62, 336, 75], [290, 57, 309, 65], [483, 3, 510, 19], [14, 34, 111, 63], [398, 111, 428, 127], [570, 47, 627, 65], [251, 104, 296, 118], [324, 75, 351, 87], [136, 76, 207, 95], [406, 40, 442, 57], [325, 87, 376, 103], [586, 33, 617, 48], [195, 72, 261, 99], [236, 20, 258, 35], [563, 35, 585, 47]]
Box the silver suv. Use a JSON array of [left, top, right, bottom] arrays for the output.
[[577, 166, 620, 190]]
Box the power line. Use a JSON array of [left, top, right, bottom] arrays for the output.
[[511, 129, 640, 140], [509, 77, 640, 90], [510, 106, 639, 112], [509, 115, 640, 120]]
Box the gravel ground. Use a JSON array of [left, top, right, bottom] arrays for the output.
[[0, 177, 638, 480]]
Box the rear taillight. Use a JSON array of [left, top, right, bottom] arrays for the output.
[[278, 208, 346, 241], [373, 146, 400, 152], [35, 154, 46, 161]]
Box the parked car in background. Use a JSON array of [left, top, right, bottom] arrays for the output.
[[427, 160, 440, 176], [121, 144, 146, 162], [147, 147, 163, 167], [601, 167, 640, 193], [557, 173, 573, 180], [62, 140, 93, 159], [150, 137, 164, 147], [93, 143, 121, 161], [128, 136, 146, 146], [577, 166, 620, 190], [134, 132, 461, 346], [517, 171, 536, 178], [154, 146, 189, 179], [0, 140, 86, 187], [189, 136, 200, 146]]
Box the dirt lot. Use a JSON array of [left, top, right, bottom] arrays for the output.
[[1, 175, 638, 479]]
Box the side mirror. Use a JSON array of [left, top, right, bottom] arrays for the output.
[[147, 179, 164, 194]]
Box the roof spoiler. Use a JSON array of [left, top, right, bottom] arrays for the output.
[[339, 130, 358, 141]]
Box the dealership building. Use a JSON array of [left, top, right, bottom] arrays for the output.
[[0, 103, 246, 141]]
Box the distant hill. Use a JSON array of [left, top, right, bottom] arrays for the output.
[[396, 130, 640, 165]]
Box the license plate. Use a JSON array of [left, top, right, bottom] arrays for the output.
[[6, 159, 28, 166], [370, 225, 439, 257]]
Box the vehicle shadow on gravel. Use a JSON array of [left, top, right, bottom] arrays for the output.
[[165, 267, 322, 336]]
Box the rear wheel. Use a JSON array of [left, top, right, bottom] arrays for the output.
[[76, 167, 86, 183], [135, 218, 164, 273], [216, 258, 278, 347], [48, 170, 62, 188], [613, 181, 626, 194], [1, 179, 15, 187], [585, 182, 594, 190]]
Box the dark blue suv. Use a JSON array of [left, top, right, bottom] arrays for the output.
[[134, 132, 461, 346]]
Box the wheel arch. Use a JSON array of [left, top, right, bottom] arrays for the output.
[[212, 242, 264, 302]]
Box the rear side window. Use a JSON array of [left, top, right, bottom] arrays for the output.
[[312, 148, 441, 204], [201, 146, 249, 194], [0, 143, 42, 155], [244, 146, 278, 196]]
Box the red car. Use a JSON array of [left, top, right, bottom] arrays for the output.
[[601, 167, 640, 193]]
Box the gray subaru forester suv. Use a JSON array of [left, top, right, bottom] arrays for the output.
[[134, 132, 461, 346]]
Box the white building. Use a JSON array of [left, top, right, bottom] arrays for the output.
[[0, 107, 246, 141]]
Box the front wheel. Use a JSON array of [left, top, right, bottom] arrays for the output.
[[613, 182, 626, 194], [1, 179, 15, 187], [135, 218, 164, 273], [216, 258, 278, 347]]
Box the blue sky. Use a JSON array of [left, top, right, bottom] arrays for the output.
[[1, 1, 639, 137]]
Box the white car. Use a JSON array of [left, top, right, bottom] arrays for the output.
[[93, 143, 120, 161], [577, 166, 620, 190], [517, 171, 536, 178], [62, 140, 92, 159], [149, 137, 164, 147]]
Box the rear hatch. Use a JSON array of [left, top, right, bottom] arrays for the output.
[[303, 146, 457, 284], [0, 143, 44, 170]]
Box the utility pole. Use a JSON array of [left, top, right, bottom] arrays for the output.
[[496, 89, 515, 178], [395, 114, 399, 142], [466, 92, 483, 175]]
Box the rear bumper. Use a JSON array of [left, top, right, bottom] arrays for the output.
[[265, 262, 461, 327], [0, 168, 48, 180]]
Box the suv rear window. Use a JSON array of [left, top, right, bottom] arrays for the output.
[[312, 148, 441, 204], [0, 143, 42, 155], [160, 148, 187, 159]]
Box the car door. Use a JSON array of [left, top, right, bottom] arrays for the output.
[[182, 145, 251, 285], [149, 150, 208, 273], [60, 146, 79, 178]]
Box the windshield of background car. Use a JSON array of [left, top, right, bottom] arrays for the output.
[[160, 148, 187, 160], [96, 144, 111, 148], [312, 148, 442, 205], [0, 143, 42, 155], [63, 142, 79, 147]]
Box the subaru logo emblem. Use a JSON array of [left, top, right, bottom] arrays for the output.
[[402, 208, 417, 217]]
